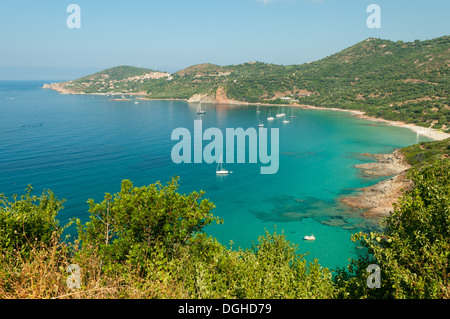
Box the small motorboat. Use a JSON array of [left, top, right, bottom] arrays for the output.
[[304, 235, 316, 241]]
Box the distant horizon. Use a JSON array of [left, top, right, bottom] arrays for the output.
[[0, 34, 450, 81], [1, 0, 449, 80], [2, 33, 448, 81]]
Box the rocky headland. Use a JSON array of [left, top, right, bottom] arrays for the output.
[[341, 150, 413, 218]]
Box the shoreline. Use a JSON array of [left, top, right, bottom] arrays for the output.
[[43, 84, 450, 141], [147, 97, 450, 141], [43, 86, 448, 219], [340, 150, 413, 218]]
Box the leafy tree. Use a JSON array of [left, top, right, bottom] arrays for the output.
[[75, 177, 221, 273], [336, 160, 450, 298]]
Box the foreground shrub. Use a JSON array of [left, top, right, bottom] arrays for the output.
[[173, 231, 336, 299], [336, 160, 450, 299], [75, 177, 221, 274], [0, 187, 65, 260]]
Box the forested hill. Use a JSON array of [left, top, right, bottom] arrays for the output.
[[45, 35, 450, 130]]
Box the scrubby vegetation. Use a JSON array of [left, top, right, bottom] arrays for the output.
[[1, 160, 449, 299], [400, 137, 450, 168], [335, 160, 450, 299]]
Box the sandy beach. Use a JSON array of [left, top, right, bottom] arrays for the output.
[[351, 112, 450, 141], [182, 97, 449, 219], [289, 104, 448, 219], [44, 82, 450, 141], [189, 97, 450, 141], [284, 104, 450, 141]]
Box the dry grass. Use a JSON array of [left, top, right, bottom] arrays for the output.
[[0, 237, 189, 299]]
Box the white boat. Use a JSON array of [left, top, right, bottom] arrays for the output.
[[290, 109, 297, 118], [282, 118, 290, 124], [197, 102, 206, 114], [276, 107, 285, 117], [258, 120, 264, 127], [304, 235, 316, 241], [267, 111, 274, 121], [216, 155, 230, 175]]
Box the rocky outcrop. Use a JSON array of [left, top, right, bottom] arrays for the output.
[[187, 86, 244, 104], [215, 86, 229, 104], [355, 150, 411, 177], [341, 150, 413, 218], [187, 93, 216, 103], [42, 82, 77, 94]]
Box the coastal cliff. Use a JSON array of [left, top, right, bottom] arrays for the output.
[[42, 82, 77, 94], [187, 86, 245, 104]]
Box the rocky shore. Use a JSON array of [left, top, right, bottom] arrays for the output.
[[340, 150, 413, 218], [42, 82, 76, 94]]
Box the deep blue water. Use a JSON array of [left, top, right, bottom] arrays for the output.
[[0, 81, 429, 270]]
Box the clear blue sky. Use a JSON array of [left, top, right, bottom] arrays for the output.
[[0, 0, 449, 80]]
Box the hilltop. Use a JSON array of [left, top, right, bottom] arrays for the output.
[[44, 36, 450, 130], [43, 65, 171, 95]]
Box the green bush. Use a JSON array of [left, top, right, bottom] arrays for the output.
[[335, 160, 450, 298], [75, 177, 221, 273], [172, 230, 336, 299], [0, 187, 65, 258]]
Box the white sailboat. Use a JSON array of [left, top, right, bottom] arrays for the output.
[[197, 102, 206, 114], [276, 107, 285, 117], [290, 108, 297, 118], [267, 110, 274, 121], [258, 121, 264, 127], [216, 155, 230, 175], [304, 234, 316, 241]]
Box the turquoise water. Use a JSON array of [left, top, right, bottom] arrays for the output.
[[0, 81, 429, 270]]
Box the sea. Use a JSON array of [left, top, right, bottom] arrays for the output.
[[0, 80, 430, 271]]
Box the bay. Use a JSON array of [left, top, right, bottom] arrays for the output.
[[0, 81, 429, 270]]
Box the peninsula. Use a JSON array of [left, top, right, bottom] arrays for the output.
[[43, 35, 450, 219], [44, 35, 450, 133]]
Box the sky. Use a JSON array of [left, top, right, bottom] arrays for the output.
[[0, 0, 449, 80]]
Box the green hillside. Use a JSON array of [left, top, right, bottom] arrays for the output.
[[400, 137, 450, 168], [79, 65, 157, 81], [296, 36, 450, 128], [63, 65, 166, 94], [49, 36, 450, 129]]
